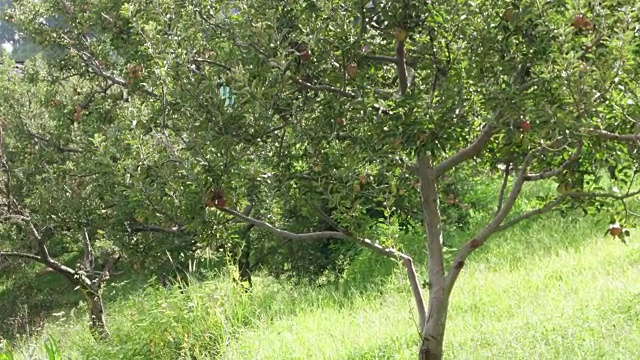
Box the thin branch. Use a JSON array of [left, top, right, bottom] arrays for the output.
[[495, 162, 511, 215], [127, 223, 187, 234], [217, 205, 426, 329], [395, 40, 409, 95], [291, 77, 358, 99], [578, 34, 603, 60], [59, 35, 158, 98], [217, 206, 348, 241], [496, 195, 568, 232], [26, 130, 83, 153], [0, 251, 43, 263], [497, 188, 640, 233], [586, 129, 640, 142], [79, 83, 115, 110], [1, 214, 32, 222], [524, 141, 583, 181], [434, 124, 497, 178], [364, 54, 399, 64], [191, 58, 232, 72], [569, 188, 640, 201]]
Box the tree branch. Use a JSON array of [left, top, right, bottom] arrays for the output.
[[60, 38, 158, 98], [569, 188, 640, 201], [95, 254, 121, 286], [127, 223, 187, 234], [395, 41, 409, 95], [216, 205, 426, 330], [26, 129, 83, 153], [495, 162, 511, 215], [191, 58, 232, 72], [434, 124, 497, 178], [445, 141, 546, 293], [82, 228, 95, 271], [586, 129, 640, 142], [524, 141, 583, 181], [217, 206, 349, 241], [0, 251, 43, 263], [496, 195, 568, 232], [364, 54, 399, 64], [291, 77, 358, 99], [447, 144, 640, 293]]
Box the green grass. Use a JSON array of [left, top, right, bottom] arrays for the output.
[[3, 209, 640, 359], [223, 213, 640, 360], [0, 189, 640, 360]]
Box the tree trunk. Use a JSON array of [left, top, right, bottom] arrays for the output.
[[237, 224, 254, 290], [416, 153, 450, 360], [418, 295, 449, 360], [84, 289, 110, 341]]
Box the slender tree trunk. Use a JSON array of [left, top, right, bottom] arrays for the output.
[[418, 295, 449, 360], [417, 153, 450, 360], [237, 224, 254, 290], [83, 289, 110, 341]]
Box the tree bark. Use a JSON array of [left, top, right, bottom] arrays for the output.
[[237, 224, 254, 290], [418, 296, 449, 360], [417, 153, 449, 359], [83, 288, 110, 341]]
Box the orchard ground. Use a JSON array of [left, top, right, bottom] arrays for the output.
[[2, 197, 639, 359]]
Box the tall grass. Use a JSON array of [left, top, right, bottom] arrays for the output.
[[4, 173, 639, 359], [5, 205, 639, 359]]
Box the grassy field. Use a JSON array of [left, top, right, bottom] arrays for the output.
[[3, 206, 639, 360]]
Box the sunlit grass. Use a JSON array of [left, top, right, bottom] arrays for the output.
[[222, 212, 640, 359], [5, 206, 640, 359]]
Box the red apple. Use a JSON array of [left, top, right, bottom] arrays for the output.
[[299, 48, 311, 62], [346, 63, 358, 78], [571, 14, 593, 31]]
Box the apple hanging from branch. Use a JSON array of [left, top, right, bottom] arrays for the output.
[[604, 222, 631, 246]]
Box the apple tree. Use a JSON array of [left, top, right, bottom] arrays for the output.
[[5, 0, 640, 358]]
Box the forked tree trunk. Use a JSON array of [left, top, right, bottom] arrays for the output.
[[84, 288, 110, 341]]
